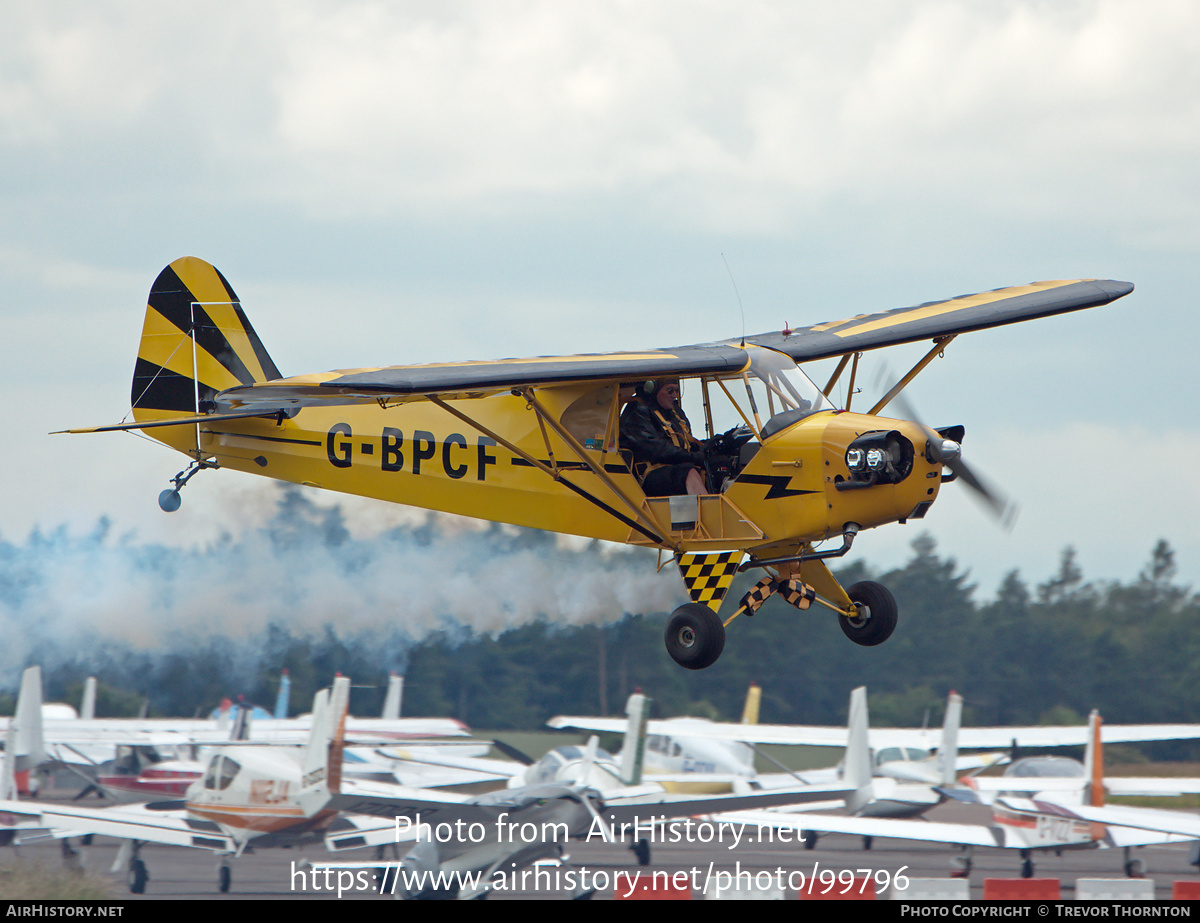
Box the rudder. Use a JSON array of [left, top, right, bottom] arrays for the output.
[[130, 257, 280, 433]]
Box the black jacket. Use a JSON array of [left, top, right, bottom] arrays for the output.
[[619, 397, 701, 478]]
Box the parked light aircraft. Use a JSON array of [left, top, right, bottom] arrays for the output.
[[61, 258, 1134, 669], [551, 691, 1200, 753], [4, 667, 479, 786], [20, 677, 416, 893], [319, 693, 853, 899], [716, 710, 1200, 878]]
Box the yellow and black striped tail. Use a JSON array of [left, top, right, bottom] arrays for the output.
[[131, 257, 280, 427], [677, 551, 742, 613]]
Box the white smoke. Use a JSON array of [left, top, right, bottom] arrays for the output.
[[0, 485, 684, 679]]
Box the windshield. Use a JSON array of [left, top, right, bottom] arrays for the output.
[[688, 346, 833, 439]]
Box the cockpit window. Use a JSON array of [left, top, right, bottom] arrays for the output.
[[682, 346, 833, 440]]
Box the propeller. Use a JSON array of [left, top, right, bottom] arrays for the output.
[[876, 367, 1018, 530]]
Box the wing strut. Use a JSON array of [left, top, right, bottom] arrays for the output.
[[868, 336, 955, 416]]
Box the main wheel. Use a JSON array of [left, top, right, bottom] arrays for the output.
[[839, 581, 898, 647], [664, 603, 725, 670], [128, 858, 148, 894], [218, 864, 231, 893]]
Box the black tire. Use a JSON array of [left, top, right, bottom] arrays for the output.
[[664, 603, 725, 670], [128, 859, 148, 894], [219, 864, 231, 893], [802, 830, 817, 850], [1020, 858, 1034, 879], [839, 581, 898, 647], [632, 838, 651, 866]]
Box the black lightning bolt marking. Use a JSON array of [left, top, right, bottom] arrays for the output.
[[736, 474, 818, 500]]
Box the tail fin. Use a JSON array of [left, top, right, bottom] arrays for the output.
[[326, 676, 350, 796], [130, 257, 280, 448], [13, 666, 46, 774], [618, 692, 650, 786], [80, 677, 97, 721], [273, 670, 290, 720], [937, 691, 963, 786], [740, 683, 761, 725], [381, 673, 403, 720], [843, 686, 875, 812], [1084, 709, 1104, 807]]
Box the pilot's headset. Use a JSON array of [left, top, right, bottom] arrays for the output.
[[642, 380, 683, 404]]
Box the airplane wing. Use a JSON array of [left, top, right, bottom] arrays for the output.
[[598, 782, 855, 825], [546, 717, 1200, 751], [715, 809, 1004, 848], [33, 802, 235, 851], [716, 805, 1196, 851], [1033, 799, 1200, 840], [738, 279, 1133, 362], [194, 279, 1129, 414], [214, 347, 751, 411], [1105, 777, 1200, 797]]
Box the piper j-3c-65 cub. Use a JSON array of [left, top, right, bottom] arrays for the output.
[[61, 258, 1133, 670]]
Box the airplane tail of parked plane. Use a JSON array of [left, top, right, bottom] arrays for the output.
[[272, 670, 290, 720], [1084, 709, 1104, 808], [13, 666, 46, 775], [937, 691, 963, 785], [80, 677, 97, 721], [381, 673, 403, 720], [618, 693, 650, 786], [297, 676, 350, 814], [741, 683, 761, 725], [843, 686, 875, 812]]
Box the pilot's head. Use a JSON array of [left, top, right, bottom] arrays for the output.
[[651, 379, 681, 411]]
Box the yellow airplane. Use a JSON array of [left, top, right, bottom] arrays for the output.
[[62, 258, 1133, 670]]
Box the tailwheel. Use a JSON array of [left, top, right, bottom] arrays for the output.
[[664, 603, 725, 670], [839, 581, 898, 647]]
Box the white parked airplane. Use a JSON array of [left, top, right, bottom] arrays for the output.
[[320, 693, 855, 899], [716, 710, 1200, 879]]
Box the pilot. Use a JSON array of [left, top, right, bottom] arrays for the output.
[[619, 379, 707, 496]]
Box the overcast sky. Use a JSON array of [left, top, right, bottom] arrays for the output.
[[3, 0, 1198, 606]]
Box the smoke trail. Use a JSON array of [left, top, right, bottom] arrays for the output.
[[0, 484, 683, 681]]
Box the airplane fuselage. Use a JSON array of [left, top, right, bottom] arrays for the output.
[[142, 393, 941, 556]]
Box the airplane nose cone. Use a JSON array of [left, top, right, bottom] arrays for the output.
[[938, 440, 961, 463]]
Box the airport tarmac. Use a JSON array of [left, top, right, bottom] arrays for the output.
[[8, 801, 1200, 900]]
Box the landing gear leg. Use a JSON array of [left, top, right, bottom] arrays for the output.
[[128, 843, 148, 894], [159, 458, 219, 512]]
